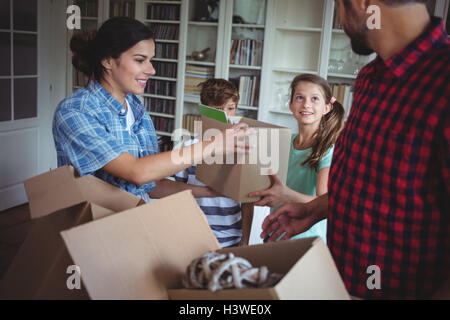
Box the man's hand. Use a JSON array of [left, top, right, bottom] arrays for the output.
[[260, 194, 329, 242]]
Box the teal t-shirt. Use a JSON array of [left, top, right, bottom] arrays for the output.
[[272, 134, 334, 243]]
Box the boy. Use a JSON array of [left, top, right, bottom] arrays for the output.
[[174, 79, 243, 247]]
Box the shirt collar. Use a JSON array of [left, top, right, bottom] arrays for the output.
[[88, 81, 145, 120], [383, 17, 448, 78]]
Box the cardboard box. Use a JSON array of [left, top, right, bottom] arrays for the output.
[[0, 166, 142, 299], [168, 237, 350, 300], [24, 165, 143, 219], [59, 190, 350, 300], [196, 116, 292, 203]]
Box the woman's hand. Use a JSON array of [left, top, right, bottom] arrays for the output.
[[206, 123, 256, 158], [248, 174, 296, 207]]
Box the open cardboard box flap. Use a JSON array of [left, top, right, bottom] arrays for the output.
[[0, 166, 143, 299], [0, 202, 116, 299], [61, 190, 349, 300], [196, 116, 292, 203], [24, 165, 143, 219], [61, 190, 220, 299]]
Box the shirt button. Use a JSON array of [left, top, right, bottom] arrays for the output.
[[140, 149, 144, 153], [121, 109, 126, 114]]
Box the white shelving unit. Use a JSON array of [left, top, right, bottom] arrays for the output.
[[65, 0, 450, 138]]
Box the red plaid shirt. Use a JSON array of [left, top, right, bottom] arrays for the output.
[[328, 17, 450, 299]]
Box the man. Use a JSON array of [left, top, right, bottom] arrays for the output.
[[261, 0, 449, 299]]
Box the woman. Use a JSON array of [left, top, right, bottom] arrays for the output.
[[53, 17, 251, 202]]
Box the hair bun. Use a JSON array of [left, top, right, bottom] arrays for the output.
[[70, 30, 97, 77]]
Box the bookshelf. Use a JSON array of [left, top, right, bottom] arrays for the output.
[[141, 0, 183, 150], [67, 0, 103, 94], [66, 0, 450, 138], [258, 0, 376, 131], [179, 0, 269, 132]]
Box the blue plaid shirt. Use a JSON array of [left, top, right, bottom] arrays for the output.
[[53, 81, 159, 198]]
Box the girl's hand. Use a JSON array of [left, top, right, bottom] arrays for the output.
[[248, 174, 294, 207]]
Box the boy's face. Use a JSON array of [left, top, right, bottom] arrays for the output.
[[210, 98, 237, 117]]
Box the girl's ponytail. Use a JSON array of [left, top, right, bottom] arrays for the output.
[[305, 98, 345, 170]]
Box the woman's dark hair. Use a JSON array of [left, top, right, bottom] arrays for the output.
[[70, 17, 155, 85], [290, 74, 345, 171]]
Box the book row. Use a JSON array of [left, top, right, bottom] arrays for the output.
[[147, 4, 180, 20], [330, 83, 353, 119], [231, 75, 260, 107], [145, 97, 176, 115], [230, 39, 263, 66], [110, 0, 135, 18], [145, 80, 177, 97], [182, 114, 202, 133], [74, 0, 98, 17], [155, 43, 178, 59], [151, 115, 174, 133], [151, 24, 179, 40], [154, 61, 177, 78], [158, 136, 173, 152]]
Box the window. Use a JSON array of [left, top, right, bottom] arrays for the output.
[[0, 0, 38, 121]]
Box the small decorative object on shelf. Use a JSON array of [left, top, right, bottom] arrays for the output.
[[182, 252, 283, 292], [191, 47, 211, 61]]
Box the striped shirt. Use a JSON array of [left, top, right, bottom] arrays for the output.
[[53, 81, 159, 200], [174, 140, 242, 247]]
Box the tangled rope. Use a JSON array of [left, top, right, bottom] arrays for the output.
[[182, 252, 283, 292]]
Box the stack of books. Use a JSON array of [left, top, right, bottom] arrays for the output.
[[230, 39, 263, 66], [184, 65, 214, 97]]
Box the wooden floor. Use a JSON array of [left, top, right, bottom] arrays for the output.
[[0, 203, 32, 280]]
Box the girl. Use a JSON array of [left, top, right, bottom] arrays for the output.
[[248, 74, 345, 241], [53, 17, 252, 202]]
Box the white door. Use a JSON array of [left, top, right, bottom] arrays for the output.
[[0, 0, 56, 211]]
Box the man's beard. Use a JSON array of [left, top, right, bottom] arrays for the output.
[[341, 2, 374, 56], [344, 25, 374, 56]]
